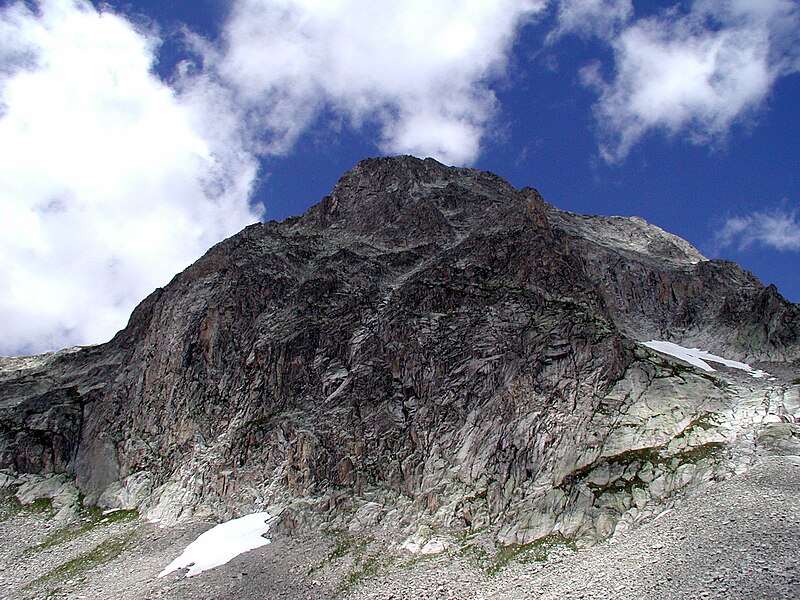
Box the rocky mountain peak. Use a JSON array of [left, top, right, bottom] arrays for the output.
[[0, 157, 798, 598], [298, 155, 526, 245], [549, 211, 707, 268]]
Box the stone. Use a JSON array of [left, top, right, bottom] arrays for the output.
[[348, 501, 384, 533], [15, 473, 77, 508], [0, 155, 797, 552], [632, 487, 649, 509], [420, 538, 448, 555], [757, 423, 800, 456], [585, 463, 611, 487]]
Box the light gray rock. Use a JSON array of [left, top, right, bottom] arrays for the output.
[[0, 156, 797, 557]]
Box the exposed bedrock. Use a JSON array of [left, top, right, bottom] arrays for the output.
[[1, 156, 798, 549]]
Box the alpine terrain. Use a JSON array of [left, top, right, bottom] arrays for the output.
[[1, 156, 798, 599]]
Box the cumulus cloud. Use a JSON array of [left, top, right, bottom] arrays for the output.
[[0, 0, 260, 355], [715, 206, 800, 251], [583, 0, 800, 161], [550, 0, 633, 41], [197, 0, 548, 165], [10, 0, 793, 355], [0, 0, 557, 356]]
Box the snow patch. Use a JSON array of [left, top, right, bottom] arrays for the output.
[[158, 512, 271, 578], [643, 341, 769, 379]]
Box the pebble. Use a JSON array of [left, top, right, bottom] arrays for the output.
[[0, 458, 798, 600]]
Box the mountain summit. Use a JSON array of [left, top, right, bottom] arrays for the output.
[[1, 156, 798, 596]]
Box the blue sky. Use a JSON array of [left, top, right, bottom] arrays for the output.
[[0, 0, 798, 354]]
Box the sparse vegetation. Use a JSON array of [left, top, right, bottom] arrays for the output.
[[307, 529, 396, 592], [561, 432, 728, 502], [28, 507, 138, 554], [25, 532, 134, 596], [459, 534, 576, 576], [491, 535, 577, 574], [0, 494, 54, 522], [0, 483, 141, 598], [674, 441, 726, 463], [344, 553, 388, 587], [327, 530, 365, 561]]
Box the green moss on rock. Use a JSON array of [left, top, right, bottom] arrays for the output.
[[459, 534, 576, 576], [0, 494, 54, 522], [26, 533, 134, 595], [29, 508, 138, 553]]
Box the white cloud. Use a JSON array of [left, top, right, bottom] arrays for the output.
[[584, 0, 800, 161], [0, 0, 260, 355], [0, 0, 563, 356], [715, 206, 800, 251], [9, 0, 793, 355], [197, 0, 548, 165], [550, 0, 633, 40]]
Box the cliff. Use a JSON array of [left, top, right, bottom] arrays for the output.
[[1, 156, 798, 551]]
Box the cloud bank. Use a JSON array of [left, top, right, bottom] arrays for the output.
[[2, 0, 798, 354], [550, 0, 633, 40], [0, 0, 260, 354], [197, 0, 548, 165], [715, 207, 800, 252], [582, 0, 800, 161]]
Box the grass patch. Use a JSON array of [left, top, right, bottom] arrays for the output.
[[489, 535, 576, 574], [0, 494, 54, 522], [605, 447, 663, 467], [459, 535, 576, 577], [562, 435, 727, 498], [27, 508, 138, 554], [688, 414, 717, 431], [25, 532, 134, 595], [562, 447, 663, 489], [672, 413, 719, 443], [674, 441, 726, 463]]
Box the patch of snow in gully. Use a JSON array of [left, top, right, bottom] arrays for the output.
[[643, 341, 769, 378], [159, 512, 271, 577]]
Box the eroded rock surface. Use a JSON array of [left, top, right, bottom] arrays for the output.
[[1, 156, 798, 558]]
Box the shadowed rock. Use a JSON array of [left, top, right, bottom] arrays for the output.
[[1, 156, 798, 549]]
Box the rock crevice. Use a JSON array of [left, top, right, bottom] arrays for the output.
[[1, 156, 798, 548]]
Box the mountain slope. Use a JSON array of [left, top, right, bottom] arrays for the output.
[[1, 156, 798, 561]]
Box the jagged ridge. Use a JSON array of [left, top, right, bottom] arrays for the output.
[[1, 156, 798, 550]]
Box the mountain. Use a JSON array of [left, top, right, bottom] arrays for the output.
[[1, 156, 798, 597]]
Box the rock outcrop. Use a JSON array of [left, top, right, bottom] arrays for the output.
[[1, 156, 798, 549]]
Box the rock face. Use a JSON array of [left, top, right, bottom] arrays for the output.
[[1, 156, 799, 548]]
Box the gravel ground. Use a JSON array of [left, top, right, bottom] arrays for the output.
[[1, 455, 798, 599], [0, 511, 333, 600], [347, 455, 800, 600], [485, 455, 800, 599]]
